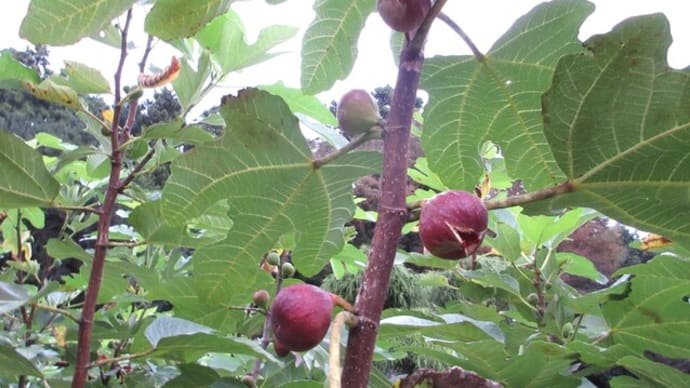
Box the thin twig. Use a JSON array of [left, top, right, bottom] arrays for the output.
[[87, 348, 155, 368], [50, 204, 102, 215], [119, 148, 156, 191], [33, 304, 80, 323], [138, 35, 155, 73], [312, 129, 382, 169], [484, 182, 574, 210], [107, 240, 145, 248]]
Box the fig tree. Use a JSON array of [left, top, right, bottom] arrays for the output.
[[377, 0, 431, 33], [336, 89, 381, 138], [419, 190, 488, 259], [270, 284, 334, 352]]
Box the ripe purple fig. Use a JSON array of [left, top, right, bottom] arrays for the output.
[[336, 89, 381, 138], [419, 190, 488, 260], [270, 284, 334, 352], [273, 338, 291, 357], [377, 0, 431, 33]]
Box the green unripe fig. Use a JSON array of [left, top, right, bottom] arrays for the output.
[[527, 293, 539, 305], [266, 251, 281, 266], [336, 89, 381, 138], [561, 322, 574, 339], [377, 0, 431, 33], [281, 262, 295, 278], [252, 289, 270, 309]]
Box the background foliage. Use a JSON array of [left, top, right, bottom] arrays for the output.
[[1, 0, 689, 387]]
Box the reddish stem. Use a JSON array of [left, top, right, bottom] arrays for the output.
[[340, 3, 448, 385], [71, 9, 135, 387]]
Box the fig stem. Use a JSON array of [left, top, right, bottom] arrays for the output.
[[484, 182, 574, 210], [437, 12, 484, 61], [329, 311, 357, 388], [312, 128, 382, 169], [329, 293, 354, 313]]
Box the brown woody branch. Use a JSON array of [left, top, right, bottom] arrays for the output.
[[340, 1, 448, 386]]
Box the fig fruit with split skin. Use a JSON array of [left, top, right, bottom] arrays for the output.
[[419, 190, 488, 259]]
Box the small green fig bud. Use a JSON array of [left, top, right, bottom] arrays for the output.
[[336, 89, 381, 138], [266, 251, 281, 266], [561, 322, 574, 339], [527, 293, 539, 305], [252, 289, 270, 309], [281, 262, 295, 278]]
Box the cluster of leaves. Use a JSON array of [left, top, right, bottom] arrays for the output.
[[0, 0, 689, 387]]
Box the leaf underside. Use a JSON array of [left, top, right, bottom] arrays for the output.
[[159, 88, 381, 304]]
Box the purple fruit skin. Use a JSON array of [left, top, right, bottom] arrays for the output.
[[419, 190, 488, 259], [377, 0, 431, 32], [270, 284, 333, 351]]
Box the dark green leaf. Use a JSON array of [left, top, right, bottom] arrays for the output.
[[539, 14, 690, 246], [55, 61, 111, 94], [46, 238, 92, 262], [151, 333, 278, 363], [0, 52, 40, 90], [160, 89, 381, 304], [422, 0, 593, 190], [172, 52, 212, 113], [145, 0, 232, 40], [144, 316, 214, 347], [0, 130, 60, 207], [130, 199, 230, 248], [195, 11, 298, 74], [20, 0, 137, 45], [142, 121, 215, 146], [617, 355, 690, 388], [0, 282, 31, 314], [603, 256, 690, 359], [259, 82, 337, 126], [0, 342, 42, 377], [162, 364, 221, 387], [301, 0, 376, 94], [557, 252, 608, 284]]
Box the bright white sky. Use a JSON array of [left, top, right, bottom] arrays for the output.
[[2, 1, 689, 117]]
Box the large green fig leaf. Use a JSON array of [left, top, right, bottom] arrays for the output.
[[145, 0, 232, 41], [301, 0, 376, 94], [195, 10, 298, 74], [0, 131, 59, 208], [160, 89, 381, 304], [421, 0, 593, 191], [538, 14, 690, 245], [0, 52, 40, 90], [602, 255, 690, 359], [19, 0, 136, 45]]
